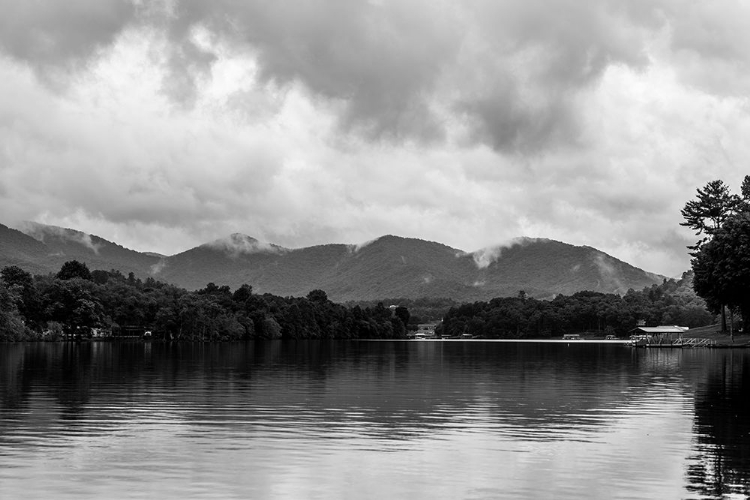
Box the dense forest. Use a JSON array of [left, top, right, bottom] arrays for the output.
[[0, 261, 411, 342], [0, 259, 716, 342], [437, 273, 715, 339], [345, 297, 460, 324]]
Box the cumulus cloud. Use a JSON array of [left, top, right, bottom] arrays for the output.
[[0, 0, 749, 278], [0, 0, 664, 150], [0, 0, 137, 70]]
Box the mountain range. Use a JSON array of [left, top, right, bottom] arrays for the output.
[[0, 222, 664, 302]]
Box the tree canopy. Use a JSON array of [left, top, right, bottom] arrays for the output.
[[681, 179, 743, 251], [692, 213, 750, 321], [437, 274, 713, 339], [685, 176, 750, 328], [0, 262, 411, 341], [56, 260, 92, 281]]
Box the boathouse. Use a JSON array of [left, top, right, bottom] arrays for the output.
[[630, 325, 688, 344]]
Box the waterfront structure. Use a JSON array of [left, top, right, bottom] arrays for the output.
[[630, 325, 688, 345]]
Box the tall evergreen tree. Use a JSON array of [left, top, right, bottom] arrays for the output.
[[681, 179, 741, 251], [684, 176, 750, 332]]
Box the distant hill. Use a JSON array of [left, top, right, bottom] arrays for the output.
[[0, 223, 51, 275], [2, 222, 160, 278], [469, 238, 663, 298], [0, 222, 664, 301]]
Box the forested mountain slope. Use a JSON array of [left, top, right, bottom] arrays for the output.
[[1, 223, 664, 301]]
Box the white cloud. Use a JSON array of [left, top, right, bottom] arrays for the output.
[[0, 1, 749, 278], [203, 234, 285, 257], [469, 238, 548, 270], [19, 221, 102, 255]]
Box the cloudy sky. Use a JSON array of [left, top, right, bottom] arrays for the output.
[[1, 0, 748, 277]]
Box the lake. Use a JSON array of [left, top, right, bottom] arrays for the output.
[[1, 340, 749, 499]]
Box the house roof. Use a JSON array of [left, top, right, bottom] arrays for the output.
[[634, 326, 688, 334]]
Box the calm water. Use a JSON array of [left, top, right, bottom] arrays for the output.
[[1, 340, 749, 499]]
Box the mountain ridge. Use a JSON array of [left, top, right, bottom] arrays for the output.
[[0, 222, 666, 301]]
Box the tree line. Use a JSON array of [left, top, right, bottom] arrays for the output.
[[0, 261, 411, 341], [345, 297, 459, 325], [5, 184, 733, 346], [437, 176, 750, 339], [1, 258, 715, 342], [437, 273, 715, 339]]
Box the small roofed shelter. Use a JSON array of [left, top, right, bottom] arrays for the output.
[[631, 325, 688, 344]]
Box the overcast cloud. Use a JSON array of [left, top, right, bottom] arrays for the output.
[[1, 0, 748, 277]]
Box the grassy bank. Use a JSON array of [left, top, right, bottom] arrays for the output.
[[682, 324, 749, 346]]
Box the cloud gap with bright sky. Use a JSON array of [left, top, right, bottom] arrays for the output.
[[1, 0, 748, 277]]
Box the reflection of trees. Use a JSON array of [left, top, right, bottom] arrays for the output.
[[0, 344, 29, 410], [0, 343, 96, 418], [0, 341, 694, 444], [56, 343, 95, 419], [687, 351, 750, 499]]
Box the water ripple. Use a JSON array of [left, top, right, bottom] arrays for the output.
[[1, 342, 748, 499]]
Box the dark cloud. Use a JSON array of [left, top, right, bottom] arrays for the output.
[[458, 91, 581, 153], [175, 0, 662, 150], [6, 1, 745, 152], [169, 0, 457, 141], [0, 0, 747, 278], [0, 0, 136, 69], [450, 0, 661, 153], [0, 0, 672, 151]]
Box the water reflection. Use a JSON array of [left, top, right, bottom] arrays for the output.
[[687, 350, 750, 499], [0, 341, 749, 499]]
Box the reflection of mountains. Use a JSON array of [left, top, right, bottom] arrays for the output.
[[1, 342, 695, 444]]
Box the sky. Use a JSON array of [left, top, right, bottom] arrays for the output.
[[1, 0, 749, 278]]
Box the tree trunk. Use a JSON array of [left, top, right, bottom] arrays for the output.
[[740, 300, 750, 336]]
